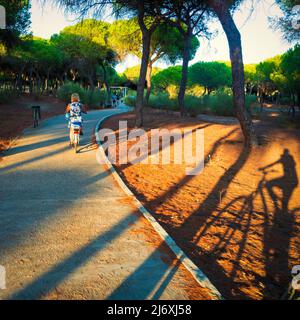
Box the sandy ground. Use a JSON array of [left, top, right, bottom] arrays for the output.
[[102, 109, 300, 300]]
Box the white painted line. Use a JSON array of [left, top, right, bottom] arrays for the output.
[[95, 111, 224, 300]]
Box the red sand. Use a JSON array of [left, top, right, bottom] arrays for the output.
[[102, 110, 300, 300]]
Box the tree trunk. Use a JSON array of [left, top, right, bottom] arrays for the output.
[[209, 1, 257, 147], [45, 69, 51, 93], [145, 61, 152, 104], [135, 30, 151, 127], [101, 63, 111, 107], [16, 72, 22, 93], [29, 67, 33, 94], [88, 75, 95, 91], [178, 33, 191, 117]]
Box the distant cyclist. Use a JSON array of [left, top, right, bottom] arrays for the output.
[[65, 93, 87, 136]]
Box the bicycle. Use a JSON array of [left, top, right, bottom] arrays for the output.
[[67, 111, 87, 154], [70, 120, 81, 154]]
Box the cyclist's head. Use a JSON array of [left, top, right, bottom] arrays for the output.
[[71, 93, 80, 102]]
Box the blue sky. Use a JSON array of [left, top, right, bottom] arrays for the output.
[[30, 0, 293, 72]]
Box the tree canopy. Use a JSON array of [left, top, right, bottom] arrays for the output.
[[0, 0, 31, 50], [189, 61, 232, 94]]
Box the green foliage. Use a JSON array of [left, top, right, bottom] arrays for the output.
[[124, 93, 136, 107], [186, 85, 205, 97], [0, 88, 18, 104], [148, 93, 178, 110], [123, 65, 142, 84], [49, 19, 118, 91], [109, 19, 141, 60], [280, 44, 300, 93], [84, 88, 106, 109], [244, 64, 258, 87], [189, 61, 232, 93], [152, 66, 182, 91], [0, 0, 31, 49], [63, 19, 110, 47], [57, 82, 85, 104], [123, 65, 161, 85], [146, 90, 257, 117], [153, 62, 232, 95], [267, 44, 300, 99], [256, 56, 281, 83], [57, 82, 106, 108], [109, 18, 199, 65]]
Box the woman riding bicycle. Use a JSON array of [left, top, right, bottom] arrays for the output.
[[65, 93, 87, 138]]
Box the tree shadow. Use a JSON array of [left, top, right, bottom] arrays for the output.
[[9, 213, 139, 300], [0, 169, 112, 257], [108, 243, 181, 300], [112, 123, 213, 170], [4, 136, 67, 157]]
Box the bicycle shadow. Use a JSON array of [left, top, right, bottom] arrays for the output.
[[211, 148, 299, 299], [259, 149, 298, 299]]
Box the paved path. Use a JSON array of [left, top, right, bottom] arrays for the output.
[[0, 107, 211, 300]]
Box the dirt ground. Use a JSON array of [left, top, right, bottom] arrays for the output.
[[0, 95, 65, 158], [102, 109, 300, 300]]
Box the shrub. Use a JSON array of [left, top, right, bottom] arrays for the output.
[[58, 82, 106, 108], [185, 95, 208, 116], [208, 93, 234, 116], [148, 93, 178, 111], [0, 88, 19, 104], [146, 91, 257, 117], [166, 85, 179, 99], [57, 82, 85, 104], [186, 85, 205, 97], [279, 96, 291, 105], [245, 95, 258, 113], [125, 95, 136, 107], [84, 89, 106, 109]]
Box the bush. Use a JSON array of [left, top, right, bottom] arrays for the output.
[[58, 82, 106, 108], [245, 95, 258, 113], [208, 93, 234, 116], [84, 89, 106, 109], [124, 95, 136, 107], [148, 93, 178, 111], [185, 95, 208, 116], [146, 91, 257, 117], [0, 88, 19, 104], [57, 82, 85, 104], [186, 85, 205, 97], [279, 96, 291, 105]]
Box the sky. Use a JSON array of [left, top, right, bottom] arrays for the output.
[[30, 0, 293, 73]]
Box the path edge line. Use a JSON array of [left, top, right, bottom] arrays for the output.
[[95, 112, 224, 301]]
